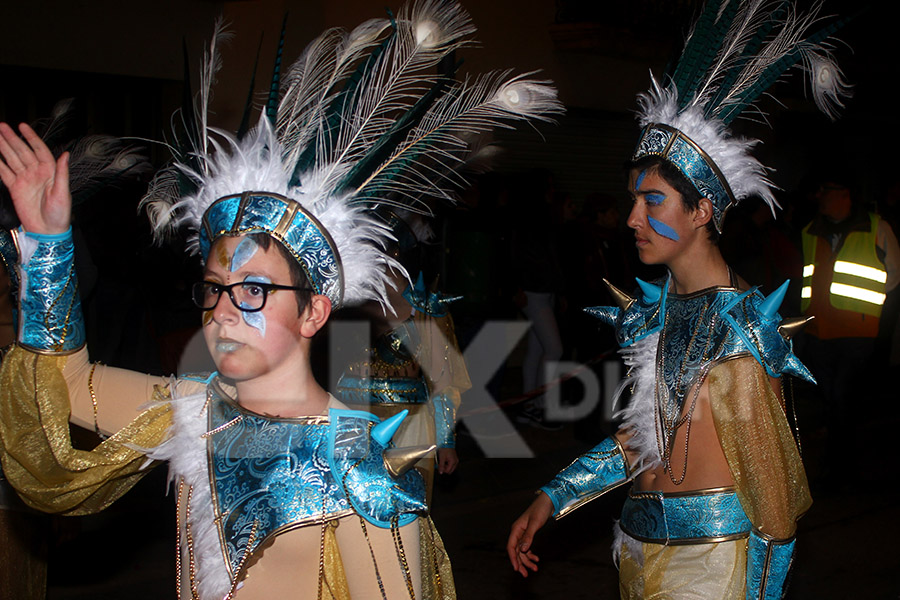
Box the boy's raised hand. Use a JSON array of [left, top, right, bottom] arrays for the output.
[[0, 122, 71, 235]]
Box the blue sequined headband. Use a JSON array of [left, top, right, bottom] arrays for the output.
[[200, 192, 344, 306], [633, 123, 736, 232]]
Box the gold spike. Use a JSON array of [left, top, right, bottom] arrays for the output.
[[778, 316, 814, 340], [383, 445, 436, 477], [603, 278, 635, 311]]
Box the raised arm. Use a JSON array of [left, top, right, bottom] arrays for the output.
[[0, 122, 172, 516]]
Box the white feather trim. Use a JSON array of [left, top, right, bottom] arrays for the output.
[[157, 117, 399, 308], [613, 332, 662, 472], [143, 379, 232, 600], [636, 76, 779, 217], [612, 520, 644, 568]]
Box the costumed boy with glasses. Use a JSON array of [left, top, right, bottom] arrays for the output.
[[0, 2, 561, 598], [507, 1, 851, 598]]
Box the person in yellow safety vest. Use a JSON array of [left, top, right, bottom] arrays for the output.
[[799, 172, 900, 487], [801, 181, 900, 338]]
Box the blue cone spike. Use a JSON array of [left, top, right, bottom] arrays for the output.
[[760, 279, 790, 320], [635, 278, 662, 304], [414, 272, 426, 295], [784, 354, 816, 384], [372, 409, 409, 447]]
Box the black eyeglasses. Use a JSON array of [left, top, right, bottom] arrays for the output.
[[192, 281, 313, 312]]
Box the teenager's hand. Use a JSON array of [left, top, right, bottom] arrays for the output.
[[506, 492, 553, 577], [0, 122, 71, 234], [436, 447, 459, 475]]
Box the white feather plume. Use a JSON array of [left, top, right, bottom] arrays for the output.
[[635, 0, 850, 221], [802, 49, 852, 120], [165, 117, 399, 307], [637, 75, 778, 215], [613, 332, 663, 472], [143, 0, 561, 310], [197, 20, 233, 176], [353, 71, 562, 205], [312, 0, 477, 195]]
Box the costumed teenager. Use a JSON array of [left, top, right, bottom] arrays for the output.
[[507, 1, 851, 598], [337, 209, 472, 504], [0, 2, 561, 599]]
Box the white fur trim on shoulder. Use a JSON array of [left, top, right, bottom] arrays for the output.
[[143, 377, 231, 599]]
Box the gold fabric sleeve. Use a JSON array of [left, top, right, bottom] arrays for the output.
[[419, 516, 457, 600], [0, 347, 172, 516], [707, 357, 811, 539]]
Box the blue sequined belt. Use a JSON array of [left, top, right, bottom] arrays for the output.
[[620, 487, 751, 545], [336, 375, 429, 405]]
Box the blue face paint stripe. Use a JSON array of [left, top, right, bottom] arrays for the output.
[[635, 169, 646, 191], [240, 302, 267, 337], [648, 216, 680, 241], [230, 238, 259, 272]]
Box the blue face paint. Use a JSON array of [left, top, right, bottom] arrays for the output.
[[230, 238, 259, 272], [648, 216, 680, 241], [241, 275, 271, 336], [244, 275, 272, 285], [645, 193, 666, 206], [635, 169, 646, 191], [240, 302, 267, 336]]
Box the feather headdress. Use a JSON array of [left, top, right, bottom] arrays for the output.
[[141, 1, 562, 308], [633, 0, 851, 231]]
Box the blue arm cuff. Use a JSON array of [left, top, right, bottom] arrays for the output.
[[431, 392, 457, 448], [17, 226, 85, 354], [540, 436, 629, 518], [746, 529, 796, 599]]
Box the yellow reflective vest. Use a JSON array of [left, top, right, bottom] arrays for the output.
[[801, 213, 886, 338]]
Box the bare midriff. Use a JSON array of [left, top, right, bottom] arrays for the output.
[[618, 377, 735, 494]]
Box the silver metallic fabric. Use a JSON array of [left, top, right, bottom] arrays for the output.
[[633, 123, 735, 231], [619, 488, 751, 545], [200, 192, 343, 306], [17, 228, 84, 353], [746, 529, 796, 600], [327, 408, 427, 528], [540, 436, 629, 517]]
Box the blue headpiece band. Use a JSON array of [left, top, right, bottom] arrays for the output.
[[633, 123, 736, 231], [200, 192, 344, 306]]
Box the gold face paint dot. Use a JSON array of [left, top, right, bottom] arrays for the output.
[[203, 310, 214, 326]]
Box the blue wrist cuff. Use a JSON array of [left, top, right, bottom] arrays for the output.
[[22, 226, 73, 243], [432, 393, 457, 448], [540, 436, 630, 518], [17, 226, 85, 353], [746, 529, 796, 599]]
